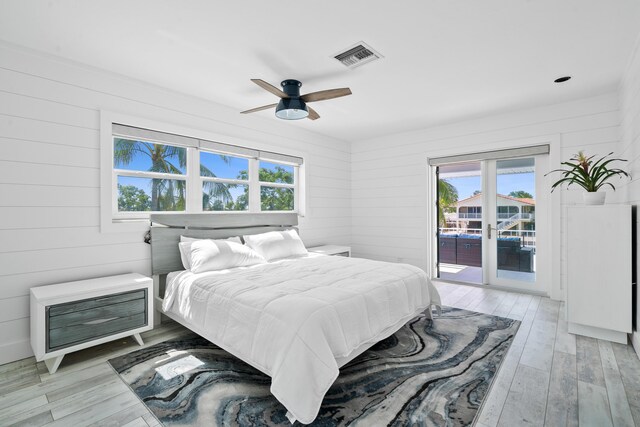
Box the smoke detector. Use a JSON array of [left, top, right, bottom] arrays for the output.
[[334, 42, 383, 69]]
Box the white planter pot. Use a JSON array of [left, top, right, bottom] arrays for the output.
[[583, 192, 606, 205]]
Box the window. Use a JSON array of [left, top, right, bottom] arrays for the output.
[[108, 122, 303, 221], [113, 138, 187, 217], [200, 152, 249, 211], [259, 161, 295, 211]]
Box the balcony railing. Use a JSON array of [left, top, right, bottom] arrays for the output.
[[457, 212, 482, 219], [447, 212, 535, 220], [439, 227, 536, 248]]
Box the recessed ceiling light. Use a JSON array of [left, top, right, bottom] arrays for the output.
[[554, 76, 571, 83]]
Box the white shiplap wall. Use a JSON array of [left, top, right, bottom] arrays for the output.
[[350, 93, 622, 300], [619, 35, 640, 354], [0, 43, 351, 364]]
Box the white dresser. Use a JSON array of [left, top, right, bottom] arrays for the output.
[[566, 205, 632, 343]]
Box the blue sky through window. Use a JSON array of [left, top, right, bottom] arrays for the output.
[[113, 139, 186, 174], [497, 173, 535, 198], [118, 176, 154, 191], [225, 185, 246, 199], [445, 176, 480, 200], [200, 152, 248, 180]]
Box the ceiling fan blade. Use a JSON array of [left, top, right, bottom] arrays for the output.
[[251, 79, 289, 98], [240, 103, 278, 114], [307, 106, 320, 120], [301, 88, 352, 103]]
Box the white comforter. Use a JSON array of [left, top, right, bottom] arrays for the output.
[[163, 254, 441, 424]]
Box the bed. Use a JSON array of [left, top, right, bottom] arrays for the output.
[[150, 213, 441, 424]]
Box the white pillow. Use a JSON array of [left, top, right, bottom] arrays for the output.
[[189, 239, 265, 273], [243, 229, 308, 261], [178, 236, 241, 270]]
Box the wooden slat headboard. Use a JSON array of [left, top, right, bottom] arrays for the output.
[[150, 213, 298, 275]]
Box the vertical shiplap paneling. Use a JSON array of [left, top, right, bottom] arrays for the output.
[[0, 43, 350, 364], [350, 93, 621, 295]]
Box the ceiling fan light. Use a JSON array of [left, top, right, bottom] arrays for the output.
[[275, 98, 309, 120]]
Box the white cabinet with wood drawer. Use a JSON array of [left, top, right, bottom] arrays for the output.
[[31, 273, 153, 374]]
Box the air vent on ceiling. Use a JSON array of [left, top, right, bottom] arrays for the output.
[[334, 42, 383, 69]]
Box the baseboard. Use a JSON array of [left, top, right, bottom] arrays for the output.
[[631, 331, 640, 360], [0, 339, 34, 366], [431, 278, 548, 297], [568, 322, 628, 344]]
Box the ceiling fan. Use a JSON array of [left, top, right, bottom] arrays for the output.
[[241, 79, 352, 120]]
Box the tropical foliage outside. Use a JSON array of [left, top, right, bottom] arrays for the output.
[[206, 164, 295, 211], [114, 138, 294, 212], [508, 190, 533, 198], [208, 166, 295, 211], [117, 184, 151, 211], [438, 179, 458, 226], [114, 139, 189, 211], [258, 165, 294, 211]]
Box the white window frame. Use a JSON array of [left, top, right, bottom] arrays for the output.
[[100, 111, 304, 233]]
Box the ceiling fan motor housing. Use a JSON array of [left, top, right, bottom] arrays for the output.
[[281, 79, 303, 98], [276, 79, 308, 119]]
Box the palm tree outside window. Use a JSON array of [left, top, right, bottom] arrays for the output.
[[113, 138, 235, 213], [110, 125, 302, 218]]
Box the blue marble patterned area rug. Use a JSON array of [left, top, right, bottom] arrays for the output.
[[108, 307, 519, 426]]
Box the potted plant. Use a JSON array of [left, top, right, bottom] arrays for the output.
[[547, 151, 630, 205]]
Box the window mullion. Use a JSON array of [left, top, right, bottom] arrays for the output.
[[112, 170, 118, 216], [294, 166, 299, 212], [249, 158, 260, 212], [186, 147, 200, 212]]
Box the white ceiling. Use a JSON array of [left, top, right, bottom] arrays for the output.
[[1, 0, 639, 142]]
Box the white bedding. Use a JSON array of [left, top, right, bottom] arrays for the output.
[[162, 254, 441, 424]]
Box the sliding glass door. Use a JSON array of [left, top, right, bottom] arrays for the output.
[[434, 152, 549, 292]]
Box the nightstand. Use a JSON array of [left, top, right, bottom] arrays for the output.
[[308, 245, 351, 257], [30, 273, 153, 374]]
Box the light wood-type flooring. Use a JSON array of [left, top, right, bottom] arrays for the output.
[[1, 282, 639, 426]]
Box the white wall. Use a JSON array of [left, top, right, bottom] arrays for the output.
[[0, 43, 351, 365], [619, 35, 640, 354], [351, 93, 622, 299]]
